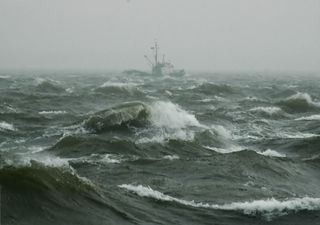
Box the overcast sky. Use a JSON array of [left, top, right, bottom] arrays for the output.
[[0, 0, 319, 71]]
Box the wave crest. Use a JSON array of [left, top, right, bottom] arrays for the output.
[[34, 79, 65, 93], [279, 92, 320, 113], [94, 81, 143, 96], [0, 154, 96, 196], [84, 102, 149, 132], [83, 101, 204, 143], [249, 106, 284, 117], [119, 184, 320, 221], [193, 83, 235, 95]]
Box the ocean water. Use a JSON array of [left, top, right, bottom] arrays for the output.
[[1, 71, 320, 225]]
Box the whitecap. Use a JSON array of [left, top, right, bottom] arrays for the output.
[[249, 106, 282, 115], [39, 110, 67, 115], [69, 153, 124, 164], [164, 90, 173, 96], [258, 149, 286, 158], [286, 92, 320, 107], [4, 153, 70, 168], [211, 125, 233, 140], [100, 81, 137, 88], [65, 87, 74, 93], [100, 154, 123, 164], [149, 101, 201, 129], [204, 145, 244, 154], [278, 132, 319, 139], [197, 98, 214, 103], [29, 146, 47, 153], [137, 101, 205, 143], [137, 129, 195, 144], [244, 96, 260, 101], [295, 115, 320, 121], [0, 121, 16, 131], [119, 184, 320, 221], [163, 155, 180, 160], [34, 77, 61, 85]]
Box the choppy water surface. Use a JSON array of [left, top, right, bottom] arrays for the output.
[[1, 71, 320, 225]]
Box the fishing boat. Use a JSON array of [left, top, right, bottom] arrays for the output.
[[124, 41, 185, 77]]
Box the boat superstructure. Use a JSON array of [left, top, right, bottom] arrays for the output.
[[144, 41, 185, 76]]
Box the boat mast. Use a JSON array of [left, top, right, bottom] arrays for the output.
[[154, 41, 159, 66]]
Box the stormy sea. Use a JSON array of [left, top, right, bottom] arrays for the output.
[[1, 71, 320, 225]]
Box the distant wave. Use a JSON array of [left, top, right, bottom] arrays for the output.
[[295, 114, 320, 121], [204, 146, 285, 158], [192, 82, 236, 95], [277, 131, 319, 139], [69, 153, 125, 165], [34, 78, 65, 93], [0, 154, 96, 196], [100, 81, 138, 88], [0, 121, 16, 131], [258, 149, 286, 158], [278, 92, 320, 113], [249, 106, 284, 117], [39, 110, 67, 115], [119, 184, 320, 221], [94, 81, 143, 96], [204, 145, 242, 154], [0, 103, 19, 114]]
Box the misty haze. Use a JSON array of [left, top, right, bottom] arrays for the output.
[[1, 1, 320, 225]]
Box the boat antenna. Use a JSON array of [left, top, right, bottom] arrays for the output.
[[144, 55, 154, 67], [154, 41, 159, 65]]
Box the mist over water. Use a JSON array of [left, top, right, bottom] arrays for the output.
[[1, 0, 320, 224], [1, 71, 320, 224], [0, 0, 320, 71]]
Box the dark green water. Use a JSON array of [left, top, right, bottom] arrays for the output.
[[1, 71, 320, 225]]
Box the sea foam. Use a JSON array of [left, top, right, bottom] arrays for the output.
[[258, 149, 286, 158], [287, 92, 320, 107], [100, 81, 137, 88], [149, 101, 201, 129], [137, 101, 204, 143], [0, 121, 16, 131], [39, 110, 67, 115], [295, 114, 320, 121], [119, 184, 320, 220], [249, 106, 282, 116]]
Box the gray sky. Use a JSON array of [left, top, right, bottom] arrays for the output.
[[0, 0, 319, 71]]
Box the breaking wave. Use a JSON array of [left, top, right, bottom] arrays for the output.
[[249, 106, 284, 117], [204, 146, 285, 158], [83, 101, 204, 142], [137, 101, 204, 143], [258, 149, 286, 158], [84, 102, 148, 132], [0, 121, 16, 131], [0, 154, 97, 196], [39, 110, 67, 115], [192, 82, 236, 95], [279, 92, 320, 113], [119, 184, 320, 221], [295, 114, 320, 121], [94, 81, 143, 96], [276, 132, 319, 139], [34, 78, 65, 93], [149, 101, 201, 129]]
